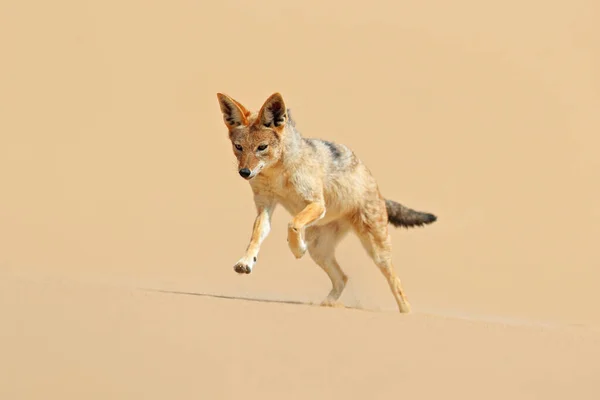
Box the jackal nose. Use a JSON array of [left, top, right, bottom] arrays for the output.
[[239, 168, 251, 179]]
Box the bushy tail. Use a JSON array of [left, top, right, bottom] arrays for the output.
[[385, 199, 437, 228]]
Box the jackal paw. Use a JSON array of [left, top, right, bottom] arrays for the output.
[[320, 298, 344, 308], [289, 240, 307, 259], [233, 257, 255, 274], [287, 226, 307, 259]]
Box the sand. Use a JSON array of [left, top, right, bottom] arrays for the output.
[[1, 0, 599, 398]]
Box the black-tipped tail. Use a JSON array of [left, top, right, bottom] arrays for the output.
[[385, 199, 437, 228]]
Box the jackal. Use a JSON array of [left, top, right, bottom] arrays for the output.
[[217, 92, 437, 313]]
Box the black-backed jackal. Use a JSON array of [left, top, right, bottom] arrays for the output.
[[217, 92, 437, 313]]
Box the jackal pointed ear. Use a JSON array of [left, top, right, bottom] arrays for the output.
[[217, 93, 251, 128], [257, 92, 287, 129]]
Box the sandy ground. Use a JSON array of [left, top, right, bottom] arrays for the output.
[[1, 0, 600, 398]]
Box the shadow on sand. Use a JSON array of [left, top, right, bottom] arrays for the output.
[[143, 289, 600, 331], [142, 288, 369, 312]]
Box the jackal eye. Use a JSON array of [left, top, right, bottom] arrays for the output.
[[234, 144, 243, 151], [257, 144, 268, 151]]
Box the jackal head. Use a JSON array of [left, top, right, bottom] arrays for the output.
[[217, 92, 288, 180]]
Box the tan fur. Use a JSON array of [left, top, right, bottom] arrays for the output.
[[217, 92, 437, 313]]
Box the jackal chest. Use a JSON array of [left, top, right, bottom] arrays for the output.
[[252, 172, 344, 225], [252, 172, 307, 215], [272, 178, 307, 215]]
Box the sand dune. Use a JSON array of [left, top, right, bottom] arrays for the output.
[[2, 272, 599, 399], [1, 0, 599, 398]]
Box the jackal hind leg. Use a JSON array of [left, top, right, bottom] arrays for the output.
[[354, 202, 411, 313], [305, 222, 349, 308]]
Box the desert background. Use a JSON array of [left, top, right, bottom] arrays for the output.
[[1, 0, 599, 398]]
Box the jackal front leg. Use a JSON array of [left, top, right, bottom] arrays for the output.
[[287, 201, 325, 259], [234, 199, 274, 274]]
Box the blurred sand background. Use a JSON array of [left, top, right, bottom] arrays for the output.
[[1, 0, 599, 398]]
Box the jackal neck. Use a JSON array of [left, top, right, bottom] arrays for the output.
[[280, 120, 304, 164]]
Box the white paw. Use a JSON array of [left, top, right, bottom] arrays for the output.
[[233, 256, 256, 274]]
